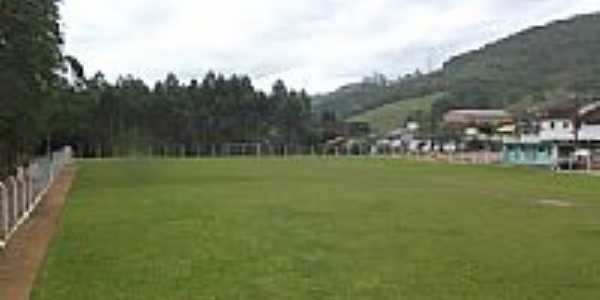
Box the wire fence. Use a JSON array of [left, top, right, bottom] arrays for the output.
[[0, 147, 73, 249], [74, 143, 503, 165]]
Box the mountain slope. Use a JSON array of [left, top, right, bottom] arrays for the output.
[[315, 12, 600, 125], [438, 12, 600, 112], [349, 92, 445, 134], [313, 72, 446, 119]]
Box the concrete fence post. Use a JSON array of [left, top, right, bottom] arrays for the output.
[[10, 177, 17, 232], [29, 168, 33, 210], [19, 170, 27, 215], [1, 183, 7, 243], [257, 144, 262, 159], [21, 171, 27, 218], [26, 171, 32, 213], [30, 169, 36, 207]]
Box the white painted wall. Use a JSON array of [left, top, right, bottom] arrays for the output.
[[539, 119, 574, 141], [578, 124, 600, 141]]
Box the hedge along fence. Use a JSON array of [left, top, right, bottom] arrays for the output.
[[0, 147, 73, 249]]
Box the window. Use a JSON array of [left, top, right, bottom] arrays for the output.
[[550, 121, 555, 130], [563, 121, 570, 129]]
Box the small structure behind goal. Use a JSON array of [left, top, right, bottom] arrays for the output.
[[222, 143, 263, 157]]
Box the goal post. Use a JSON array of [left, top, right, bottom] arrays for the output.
[[221, 143, 262, 157]]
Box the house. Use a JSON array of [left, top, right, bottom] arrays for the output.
[[383, 121, 447, 153], [502, 136, 559, 167], [443, 109, 515, 151], [502, 100, 600, 169], [323, 121, 371, 140], [577, 102, 600, 141]]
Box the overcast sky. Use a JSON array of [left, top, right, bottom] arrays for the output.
[[60, 0, 600, 94]]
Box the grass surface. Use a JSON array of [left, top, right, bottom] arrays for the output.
[[32, 158, 600, 299], [348, 93, 445, 134]]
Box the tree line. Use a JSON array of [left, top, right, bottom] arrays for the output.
[[1, 0, 64, 175], [52, 72, 315, 158], [0, 0, 315, 175]]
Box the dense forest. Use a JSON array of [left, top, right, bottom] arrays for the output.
[[53, 72, 314, 156], [1, 0, 64, 174], [0, 0, 314, 175], [316, 12, 600, 129]]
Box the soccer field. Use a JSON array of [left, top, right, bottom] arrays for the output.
[[32, 158, 600, 299]]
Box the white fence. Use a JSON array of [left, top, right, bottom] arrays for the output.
[[0, 147, 72, 249], [79, 143, 506, 164]]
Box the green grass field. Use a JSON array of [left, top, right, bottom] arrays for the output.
[[348, 93, 445, 134], [32, 159, 600, 299]]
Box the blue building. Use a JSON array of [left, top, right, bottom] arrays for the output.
[[503, 141, 554, 166]]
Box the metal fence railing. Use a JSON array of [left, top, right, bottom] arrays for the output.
[[0, 147, 73, 249], [73, 143, 508, 166]]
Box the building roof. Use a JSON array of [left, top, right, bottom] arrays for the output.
[[497, 124, 516, 134], [443, 109, 513, 126], [530, 99, 580, 119], [578, 102, 600, 115], [528, 99, 600, 123], [579, 101, 600, 124]]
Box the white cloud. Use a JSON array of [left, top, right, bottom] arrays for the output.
[[60, 0, 600, 93]]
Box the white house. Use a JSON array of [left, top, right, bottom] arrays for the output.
[[579, 124, 600, 141], [526, 101, 600, 143], [538, 119, 575, 141], [578, 102, 600, 142]]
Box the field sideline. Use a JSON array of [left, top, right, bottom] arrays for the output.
[[32, 158, 600, 299]]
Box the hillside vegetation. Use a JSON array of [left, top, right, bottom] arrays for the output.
[[438, 12, 600, 113], [316, 12, 600, 127], [313, 72, 446, 119], [349, 93, 445, 134]]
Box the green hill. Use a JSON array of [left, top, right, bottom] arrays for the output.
[[436, 12, 600, 113], [349, 93, 445, 134], [315, 12, 600, 127], [313, 72, 446, 119]]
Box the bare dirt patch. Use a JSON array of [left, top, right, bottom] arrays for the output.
[[537, 199, 576, 208], [0, 165, 76, 300]]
